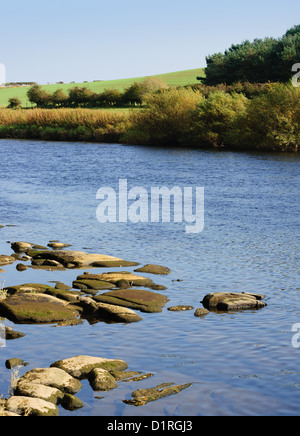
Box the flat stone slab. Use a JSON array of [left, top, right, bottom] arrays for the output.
[[0, 293, 81, 324], [72, 278, 116, 291], [76, 271, 154, 288], [31, 250, 139, 268], [94, 288, 168, 313], [201, 292, 267, 311], [50, 355, 128, 378]]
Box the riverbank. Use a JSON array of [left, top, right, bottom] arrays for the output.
[[0, 83, 299, 152]]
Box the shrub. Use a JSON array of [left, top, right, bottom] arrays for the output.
[[226, 83, 300, 151], [190, 91, 248, 147], [123, 87, 203, 145]]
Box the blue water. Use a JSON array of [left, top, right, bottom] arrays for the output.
[[0, 139, 299, 416]]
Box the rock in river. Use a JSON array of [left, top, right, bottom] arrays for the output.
[[0, 254, 15, 266], [50, 355, 128, 378], [134, 264, 171, 275], [0, 293, 81, 324], [31, 250, 139, 269], [201, 292, 267, 311], [94, 288, 169, 313], [6, 396, 59, 416], [74, 271, 154, 289], [78, 296, 143, 323], [19, 367, 82, 394]]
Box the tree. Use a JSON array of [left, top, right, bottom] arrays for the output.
[[51, 89, 69, 107], [201, 25, 300, 85], [68, 87, 94, 107], [27, 85, 51, 107], [7, 97, 22, 109], [122, 77, 168, 106]]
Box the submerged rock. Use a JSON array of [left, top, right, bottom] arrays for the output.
[[50, 355, 128, 379], [124, 382, 192, 406], [134, 264, 171, 275], [168, 305, 194, 312], [94, 288, 168, 313], [31, 250, 139, 269], [201, 292, 267, 311]]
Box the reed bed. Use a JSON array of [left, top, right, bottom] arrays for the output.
[[0, 108, 133, 142]]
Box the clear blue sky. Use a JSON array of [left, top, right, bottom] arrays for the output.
[[1, 0, 300, 84]]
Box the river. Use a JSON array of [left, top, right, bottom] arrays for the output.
[[0, 139, 299, 416]]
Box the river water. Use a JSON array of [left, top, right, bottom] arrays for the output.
[[0, 139, 299, 416]]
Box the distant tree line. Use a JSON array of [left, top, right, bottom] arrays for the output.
[[24, 77, 168, 108], [200, 25, 300, 85]]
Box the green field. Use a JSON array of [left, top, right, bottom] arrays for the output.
[[0, 68, 205, 107]]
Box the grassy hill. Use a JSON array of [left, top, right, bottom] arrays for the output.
[[0, 68, 205, 108]]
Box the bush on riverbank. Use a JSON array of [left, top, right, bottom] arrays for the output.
[[0, 83, 299, 152]]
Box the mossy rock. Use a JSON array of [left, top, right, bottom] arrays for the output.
[[94, 288, 169, 313], [72, 279, 116, 291], [0, 293, 81, 324], [5, 283, 57, 295], [50, 355, 128, 379]]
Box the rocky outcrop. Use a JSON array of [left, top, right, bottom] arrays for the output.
[[201, 292, 267, 311]]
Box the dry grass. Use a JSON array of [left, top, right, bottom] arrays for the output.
[[0, 108, 131, 128]]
